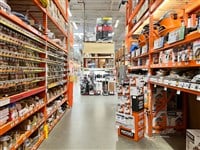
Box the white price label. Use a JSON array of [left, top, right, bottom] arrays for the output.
[[164, 87, 167, 91], [0, 98, 10, 107], [176, 90, 181, 95], [197, 96, 200, 101]]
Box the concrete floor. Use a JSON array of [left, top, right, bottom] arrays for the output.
[[39, 81, 185, 150]]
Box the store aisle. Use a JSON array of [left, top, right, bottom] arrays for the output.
[[39, 81, 185, 150]]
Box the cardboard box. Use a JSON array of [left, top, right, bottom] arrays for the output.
[[186, 129, 200, 150], [130, 86, 141, 96], [131, 95, 144, 112], [108, 82, 115, 92], [193, 39, 200, 60], [167, 111, 183, 127], [153, 111, 167, 133]]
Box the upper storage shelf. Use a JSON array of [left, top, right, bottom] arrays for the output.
[[127, 0, 199, 37], [7, 0, 69, 39]]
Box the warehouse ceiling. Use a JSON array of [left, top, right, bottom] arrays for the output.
[[69, 0, 126, 51]]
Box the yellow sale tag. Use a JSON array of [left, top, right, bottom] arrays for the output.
[[44, 124, 49, 139]]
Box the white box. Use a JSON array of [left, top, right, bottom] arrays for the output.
[[186, 129, 200, 150], [130, 86, 141, 96]]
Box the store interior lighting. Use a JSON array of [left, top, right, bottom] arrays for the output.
[[114, 20, 119, 28], [68, 8, 72, 17], [72, 21, 78, 30]]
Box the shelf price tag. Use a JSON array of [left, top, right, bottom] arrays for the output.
[[196, 60, 200, 64], [197, 96, 200, 101], [164, 87, 167, 91], [176, 90, 181, 95]]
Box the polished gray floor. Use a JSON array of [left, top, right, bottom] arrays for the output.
[[39, 81, 185, 150]]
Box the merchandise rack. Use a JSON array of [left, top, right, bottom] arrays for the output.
[[0, 0, 70, 149], [121, 0, 200, 139]]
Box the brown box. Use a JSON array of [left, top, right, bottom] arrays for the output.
[[108, 82, 115, 92]]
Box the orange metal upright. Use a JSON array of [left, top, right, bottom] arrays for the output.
[[68, 78, 74, 108]]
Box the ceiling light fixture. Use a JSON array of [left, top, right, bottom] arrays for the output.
[[68, 8, 72, 17], [72, 22, 78, 30], [114, 20, 119, 28]]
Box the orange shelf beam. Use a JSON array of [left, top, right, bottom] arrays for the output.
[[53, 0, 68, 23], [10, 119, 45, 150], [128, 0, 145, 24], [151, 60, 200, 68], [128, 65, 148, 70], [149, 81, 200, 96], [0, 86, 45, 107], [46, 12, 68, 37], [10, 86, 46, 103], [185, 0, 200, 14], [0, 10, 45, 42], [33, 0, 68, 37], [151, 31, 200, 53], [150, 0, 164, 13], [127, 0, 164, 37], [128, 12, 149, 37], [0, 104, 45, 136]]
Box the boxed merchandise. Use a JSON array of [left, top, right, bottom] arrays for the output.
[[152, 88, 166, 111], [135, 48, 141, 57], [154, 37, 164, 49], [130, 86, 142, 96], [153, 111, 167, 133], [186, 129, 200, 150], [193, 39, 200, 60], [159, 49, 173, 64], [141, 45, 148, 54], [131, 95, 144, 112], [167, 111, 183, 127], [108, 81, 115, 94]]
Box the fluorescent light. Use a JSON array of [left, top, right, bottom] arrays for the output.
[[114, 20, 119, 28], [72, 22, 78, 30], [68, 8, 72, 17]]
